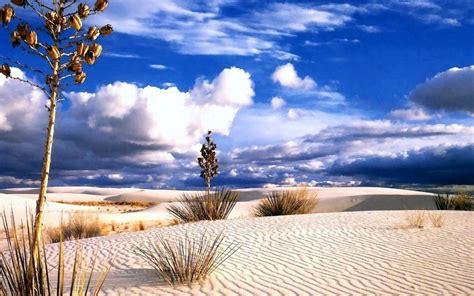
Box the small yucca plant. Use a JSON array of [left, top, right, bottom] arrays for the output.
[[134, 231, 239, 286], [254, 187, 318, 217], [167, 189, 239, 223], [433, 193, 473, 211], [0, 211, 111, 295]]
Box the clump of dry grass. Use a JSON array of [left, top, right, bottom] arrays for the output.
[[429, 212, 445, 227], [133, 221, 146, 231], [56, 200, 159, 208], [254, 187, 318, 217], [46, 213, 108, 243], [134, 231, 239, 286], [406, 211, 426, 228], [433, 193, 473, 211], [0, 211, 111, 295], [167, 189, 239, 223]]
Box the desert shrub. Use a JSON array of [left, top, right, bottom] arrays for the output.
[[47, 213, 107, 243], [433, 193, 473, 211], [406, 211, 426, 228], [429, 212, 445, 228], [254, 188, 318, 217], [134, 231, 239, 286], [0, 211, 110, 295], [167, 189, 239, 223]]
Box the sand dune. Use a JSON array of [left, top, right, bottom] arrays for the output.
[[44, 211, 473, 295], [0, 187, 436, 226]]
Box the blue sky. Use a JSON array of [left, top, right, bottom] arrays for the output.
[[0, 0, 473, 189]]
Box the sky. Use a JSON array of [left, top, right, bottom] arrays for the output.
[[0, 0, 473, 189]]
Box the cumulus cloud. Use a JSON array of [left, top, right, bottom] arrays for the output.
[[271, 97, 286, 109], [409, 65, 474, 114], [0, 67, 254, 187], [272, 63, 316, 90]]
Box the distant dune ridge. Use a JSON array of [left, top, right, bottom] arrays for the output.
[[0, 186, 435, 226], [1, 187, 473, 295]]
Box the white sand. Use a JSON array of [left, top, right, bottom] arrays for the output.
[[44, 210, 474, 295], [0, 186, 435, 225]]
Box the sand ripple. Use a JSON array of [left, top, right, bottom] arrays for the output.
[[45, 211, 473, 295]]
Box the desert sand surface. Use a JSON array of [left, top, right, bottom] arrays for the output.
[[0, 186, 435, 226], [44, 210, 474, 295]]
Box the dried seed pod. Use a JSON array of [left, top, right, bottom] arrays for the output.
[[47, 45, 60, 60], [11, 0, 26, 7], [78, 3, 90, 18], [10, 31, 21, 47], [0, 64, 11, 77], [2, 5, 15, 25], [99, 24, 113, 36], [87, 26, 100, 40], [70, 53, 80, 62], [17, 23, 28, 37], [76, 42, 89, 56], [84, 51, 96, 65], [68, 62, 82, 73], [75, 72, 86, 84], [69, 14, 82, 31], [26, 31, 37, 46], [94, 0, 108, 12], [90, 43, 102, 58]]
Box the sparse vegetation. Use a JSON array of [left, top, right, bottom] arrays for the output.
[[254, 187, 318, 217], [56, 200, 158, 208], [134, 231, 239, 286], [429, 212, 445, 228], [433, 193, 473, 211], [167, 189, 239, 223], [46, 213, 108, 243], [406, 211, 426, 228], [198, 130, 219, 193], [0, 211, 111, 295]]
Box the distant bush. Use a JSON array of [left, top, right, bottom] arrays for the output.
[[167, 189, 239, 223], [433, 193, 473, 211], [406, 211, 426, 228], [1, 211, 110, 295], [134, 231, 239, 286], [47, 213, 108, 243], [429, 212, 445, 228], [254, 187, 318, 217]]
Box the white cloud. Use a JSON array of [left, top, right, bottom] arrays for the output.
[[389, 107, 432, 121], [150, 64, 167, 70], [67, 67, 254, 152], [271, 96, 286, 109], [287, 109, 299, 120], [103, 53, 141, 59], [409, 65, 474, 114], [272, 63, 316, 90]]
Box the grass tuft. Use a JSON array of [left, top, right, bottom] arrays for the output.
[[167, 188, 239, 223], [429, 212, 445, 228], [406, 211, 426, 228], [0, 210, 111, 295], [134, 231, 239, 286], [254, 187, 318, 217], [46, 213, 108, 243]]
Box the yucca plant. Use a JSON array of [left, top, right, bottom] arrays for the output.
[[167, 189, 239, 223], [134, 231, 239, 286], [433, 193, 473, 211], [0, 211, 111, 295], [254, 187, 318, 217], [0, 0, 112, 285]]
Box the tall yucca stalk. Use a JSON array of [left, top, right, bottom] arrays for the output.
[[198, 130, 219, 194], [0, 0, 112, 286], [0, 211, 111, 295]]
